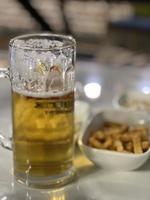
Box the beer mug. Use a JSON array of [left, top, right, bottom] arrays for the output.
[[0, 33, 76, 188]]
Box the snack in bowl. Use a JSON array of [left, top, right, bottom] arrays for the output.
[[88, 122, 150, 154], [78, 109, 150, 171]]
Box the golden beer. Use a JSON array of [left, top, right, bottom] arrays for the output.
[[12, 90, 74, 182]]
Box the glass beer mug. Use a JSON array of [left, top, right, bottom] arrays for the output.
[[0, 33, 76, 188]]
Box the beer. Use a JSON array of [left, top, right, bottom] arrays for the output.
[[12, 89, 74, 180]]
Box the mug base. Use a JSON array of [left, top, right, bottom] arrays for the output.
[[14, 167, 76, 189]]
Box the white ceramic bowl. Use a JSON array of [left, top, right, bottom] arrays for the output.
[[78, 109, 150, 171], [113, 90, 150, 112], [75, 100, 91, 137]]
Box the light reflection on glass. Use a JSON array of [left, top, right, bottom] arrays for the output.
[[139, 120, 145, 125], [48, 188, 66, 200], [84, 82, 101, 99], [1, 196, 7, 200], [141, 86, 150, 94], [50, 195, 65, 200]]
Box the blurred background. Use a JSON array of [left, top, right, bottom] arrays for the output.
[[0, 0, 150, 67]]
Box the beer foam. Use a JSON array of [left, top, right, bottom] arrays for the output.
[[12, 38, 63, 50], [12, 86, 73, 98]]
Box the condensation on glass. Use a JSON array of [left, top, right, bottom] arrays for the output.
[[2, 33, 76, 188]]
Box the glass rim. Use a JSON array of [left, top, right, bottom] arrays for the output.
[[9, 33, 76, 51]]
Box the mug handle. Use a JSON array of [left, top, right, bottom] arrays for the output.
[[0, 67, 12, 150]]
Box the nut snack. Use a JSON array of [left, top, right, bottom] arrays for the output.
[[88, 122, 150, 154]]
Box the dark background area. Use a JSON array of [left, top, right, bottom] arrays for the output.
[[0, 0, 150, 65]]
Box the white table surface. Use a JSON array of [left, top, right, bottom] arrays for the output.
[[1, 60, 150, 199]]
